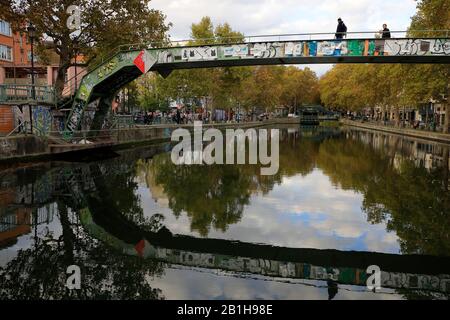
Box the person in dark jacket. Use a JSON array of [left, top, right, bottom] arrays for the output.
[[382, 24, 391, 38], [335, 18, 347, 39], [176, 109, 181, 124]]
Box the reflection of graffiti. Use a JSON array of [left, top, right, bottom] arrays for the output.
[[80, 207, 450, 295], [152, 247, 450, 293], [15, 183, 33, 204], [32, 106, 52, 136]]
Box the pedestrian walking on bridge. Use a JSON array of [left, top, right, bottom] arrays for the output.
[[335, 18, 347, 39]]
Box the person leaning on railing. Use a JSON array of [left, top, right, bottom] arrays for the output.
[[381, 24, 391, 39]]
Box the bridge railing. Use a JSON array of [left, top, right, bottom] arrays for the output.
[[55, 29, 450, 107], [60, 68, 88, 98], [0, 84, 56, 105], [114, 29, 450, 51], [62, 29, 450, 83]]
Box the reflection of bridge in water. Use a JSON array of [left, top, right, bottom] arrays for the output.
[[1, 134, 449, 295], [79, 205, 450, 294], [69, 156, 449, 295]]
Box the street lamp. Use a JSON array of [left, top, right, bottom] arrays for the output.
[[27, 23, 36, 134], [27, 23, 36, 100], [73, 39, 79, 90]]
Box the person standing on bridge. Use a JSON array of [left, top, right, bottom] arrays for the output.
[[335, 18, 347, 39], [381, 24, 391, 39]]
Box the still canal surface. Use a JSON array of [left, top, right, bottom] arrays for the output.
[[0, 125, 449, 300]]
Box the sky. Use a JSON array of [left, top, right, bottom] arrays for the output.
[[150, 0, 418, 76]]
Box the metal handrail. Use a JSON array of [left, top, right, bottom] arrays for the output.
[[5, 121, 29, 138], [0, 84, 56, 104], [111, 29, 450, 52]]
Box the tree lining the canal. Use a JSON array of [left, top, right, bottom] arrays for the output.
[[135, 17, 321, 113], [0, 0, 171, 98], [319, 0, 450, 133], [136, 129, 449, 257], [0, 202, 165, 300], [316, 133, 450, 257]]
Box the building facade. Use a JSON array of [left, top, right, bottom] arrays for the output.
[[0, 19, 82, 135]]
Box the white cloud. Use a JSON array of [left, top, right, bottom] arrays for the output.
[[139, 168, 400, 254], [152, 0, 416, 39]]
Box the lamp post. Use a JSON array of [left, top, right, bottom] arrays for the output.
[[27, 23, 36, 134], [27, 23, 36, 100], [73, 39, 79, 91]]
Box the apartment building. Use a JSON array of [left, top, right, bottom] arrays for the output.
[[0, 19, 82, 135]]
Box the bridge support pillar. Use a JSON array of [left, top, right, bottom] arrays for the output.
[[89, 95, 115, 136]]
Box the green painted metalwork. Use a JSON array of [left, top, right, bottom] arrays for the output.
[[2, 37, 447, 139], [62, 37, 449, 140]]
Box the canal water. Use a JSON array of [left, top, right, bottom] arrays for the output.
[[0, 125, 449, 300]]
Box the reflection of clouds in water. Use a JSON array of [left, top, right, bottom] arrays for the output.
[[149, 267, 404, 300], [0, 212, 64, 267], [139, 168, 400, 254]]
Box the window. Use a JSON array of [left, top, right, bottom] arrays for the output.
[[0, 20, 11, 36], [0, 44, 12, 61], [27, 51, 38, 63]]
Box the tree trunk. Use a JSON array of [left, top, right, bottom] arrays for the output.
[[394, 108, 400, 127], [57, 201, 75, 264], [55, 55, 71, 99]]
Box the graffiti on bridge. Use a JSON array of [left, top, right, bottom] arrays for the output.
[[155, 38, 450, 63], [65, 100, 85, 135], [384, 39, 450, 56]]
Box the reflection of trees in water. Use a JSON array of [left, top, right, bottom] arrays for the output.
[[144, 154, 253, 237], [0, 213, 165, 300], [139, 130, 325, 237], [139, 128, 449, 256], [0, 162, 165, 300], [317, 136, 450, 257]]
